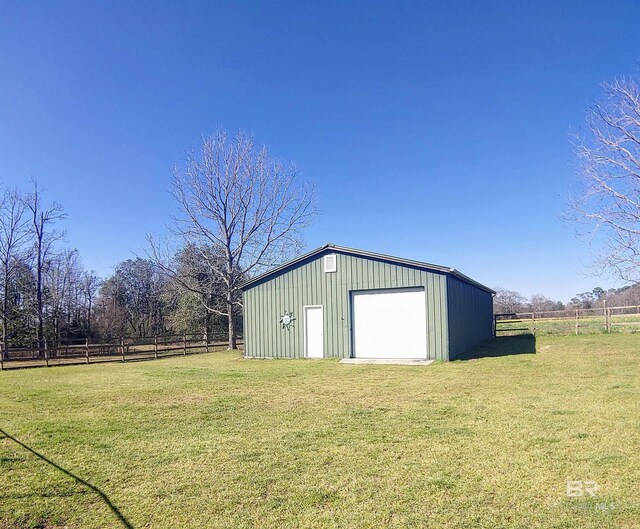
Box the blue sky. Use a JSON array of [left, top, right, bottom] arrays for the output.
[[1, 1, 639, 301]]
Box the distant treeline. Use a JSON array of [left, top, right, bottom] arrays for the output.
[[493, 283, 640, 314], [96, 252, 239, 342], [0, 183, 236, 350], [4, 130, 317, 351]]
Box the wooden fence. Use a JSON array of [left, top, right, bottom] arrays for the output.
[[494, 303, 640, 336], [0, 333, 242, 370]]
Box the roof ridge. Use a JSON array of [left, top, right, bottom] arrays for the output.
[[240, 244, 495, 294]]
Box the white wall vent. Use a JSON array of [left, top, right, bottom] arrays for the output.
[[324, 254, 337, 273]]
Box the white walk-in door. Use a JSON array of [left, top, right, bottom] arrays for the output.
[[304, 305, 324, 358], [352, 288, 427, 359]]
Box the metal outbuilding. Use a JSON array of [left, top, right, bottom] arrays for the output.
[[241, 244, 494, 361]]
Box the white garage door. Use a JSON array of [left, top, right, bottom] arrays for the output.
[[352, 288, 427, 359]]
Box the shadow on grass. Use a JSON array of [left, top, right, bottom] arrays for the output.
[[460, 334, 536, 360], [0, 428, 134, 529]]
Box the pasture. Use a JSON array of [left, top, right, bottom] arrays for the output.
[[1, 334, 639, 528], [495, 310, 640, 336]]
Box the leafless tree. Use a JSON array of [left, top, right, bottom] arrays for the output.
[[149, 130, 317, 349], [81, 270, 101, 336], [94, 258, 166, 338], [493, 288, 528, 314], [0, 188, 29, 358], [24, 181, 66, 352], [530, 294, 563, 313], [45, 249, 80, 344], [569, 75, 640, 282]]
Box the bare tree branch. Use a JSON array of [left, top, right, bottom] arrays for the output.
[[0, 187, 29, 359], [24, 179, 67, 352], [568, 75, 640, 282], [147, 129, 317, 348]]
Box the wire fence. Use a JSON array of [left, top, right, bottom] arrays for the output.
[[0, 333, 243, 370], [494, 303, 640, 336]]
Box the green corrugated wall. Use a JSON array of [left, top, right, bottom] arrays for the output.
[[243, 251, 450, 360], [446, 275, 494, 360]]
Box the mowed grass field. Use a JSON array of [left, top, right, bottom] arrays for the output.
[[496, 313, 640, 336], [1, 334, 639, 529]]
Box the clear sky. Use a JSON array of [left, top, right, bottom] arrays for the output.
[[1, 1, 639, 301]]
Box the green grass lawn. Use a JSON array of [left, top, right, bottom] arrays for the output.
[[1, 334, 639, 529]]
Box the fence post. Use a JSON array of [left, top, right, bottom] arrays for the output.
[[204, 329, 209, 353], [121, 337, 125, 362], [532, 312, 536, 336], [603, 300, 609, 332], [575, 310, 579, 335], [0, 342, 3, 370], [85, 338, 90, 364], [154, 335, 159, 359], [1, 339, 8, 367], [183, 332, 187, 355], [44, 340, 49, 367]]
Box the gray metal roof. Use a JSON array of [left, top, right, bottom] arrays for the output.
[[240, 244, 495, 294]]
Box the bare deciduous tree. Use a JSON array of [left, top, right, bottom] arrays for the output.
[[149, 130, 317, 349], [493, 287, 528, 314], [45, 249, 80, 344], [569, 75, 640, 282], [0, 183, 103, 349], [25, 181, 66, 353], [530, 294, 563, 313], [0, 188, 29, 359], [81, 270, 101, 336], [95, 258, 167, 338]]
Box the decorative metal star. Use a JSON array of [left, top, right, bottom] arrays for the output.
[[280, 310, 296, 330]]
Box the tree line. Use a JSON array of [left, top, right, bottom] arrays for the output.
[[0, 183, 242, 353], [1, 131, 316, 356], [0, 186, 282, 353], [493, 283, 640, 314], [0, 182, 90, 353]]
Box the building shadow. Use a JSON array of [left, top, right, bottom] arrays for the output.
[[459, 334, 536, 360], [0, 428, 134, 529]]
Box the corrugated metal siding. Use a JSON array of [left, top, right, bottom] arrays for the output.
[[446, 276, 494, 360], [243, 251, 449, 359]]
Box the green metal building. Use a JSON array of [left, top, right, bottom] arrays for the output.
[[241, 244, 494, 361]]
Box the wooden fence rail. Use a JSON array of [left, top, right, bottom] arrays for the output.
[[494, 304, 640, 337], [0, 334, 243, 370]]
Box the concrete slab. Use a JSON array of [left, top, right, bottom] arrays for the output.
[[339, 358, 434, 365]]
